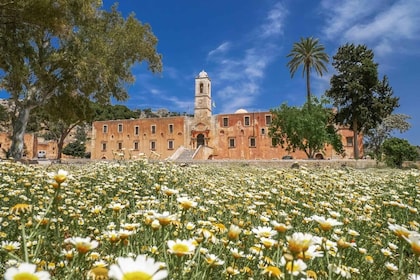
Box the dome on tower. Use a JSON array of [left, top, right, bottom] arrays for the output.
[[198, 70, 208, 78]]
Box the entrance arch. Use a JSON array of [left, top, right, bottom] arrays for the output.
[[197, 134, 205, 147]]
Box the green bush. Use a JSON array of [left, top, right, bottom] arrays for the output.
[[381, 137, 418, 168], [62, 141, 86, 158]]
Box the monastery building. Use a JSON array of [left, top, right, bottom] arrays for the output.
[[91, 71, 361, 161]]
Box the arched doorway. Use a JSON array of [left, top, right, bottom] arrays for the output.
[[197, 133, 205, 147]]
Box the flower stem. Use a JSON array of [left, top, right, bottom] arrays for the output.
[[21, 219, 29, 262], [7, 251, 24, 262]]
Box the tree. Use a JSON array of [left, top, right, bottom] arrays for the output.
[[0, 1, 70, 28], [382, 138, 418, 168], [33, 93, 94, 160], [62, 126, 88, 158], [0, 1, 96, 159], [140, 108, 159, 118], [364, 114, 411, 160], [325, 44, 399, 159], [91, 103, 140, 121], [416, 146, 420, 161], [0, 102, 8, 131], [0, 1, 162, 159], [62, 141, 86, 158], [73, 125, 88, 143], [269, 97, 343, 159], [286, 37, 329, 106]]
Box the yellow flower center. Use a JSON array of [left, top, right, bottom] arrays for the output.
[[365, 255, 374, 263], [4, 244, 16, 251], [180, 201, 193, 210], [262, 239, 275, 248], [288, 240, 310, 254], [285, 261, 302, 273], [306, 270, 317, 279], [157, 217, 171, 226], [172, 243, 190, 256], [76, 244, 91, 254], [54, 174, 66, 184], [227, 230, 240, 240], [163, 189, 176, 196], [122, 271, 153, 280], [411, 242, 420, 255], [337, 238, 351, 249], [109, 234, 120, 243], [124, 225, 136, 231], [274, 224, 288, 233], [260, 231, 272, 238], [13, 272, 39, 280], [319, 222, 333, 231], [89, 267, 109, 277]]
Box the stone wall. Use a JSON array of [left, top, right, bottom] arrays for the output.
[[173, 159, 381, 169]]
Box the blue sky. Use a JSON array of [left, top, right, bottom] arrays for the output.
[[102, 0, 420, 145]]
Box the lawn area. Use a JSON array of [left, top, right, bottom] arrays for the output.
[[0, 160, 419, 279]]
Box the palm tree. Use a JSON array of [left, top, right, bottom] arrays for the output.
[[286, 37, 329, 106]]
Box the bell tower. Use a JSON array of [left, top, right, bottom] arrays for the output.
[[194, 70, 212, 121]]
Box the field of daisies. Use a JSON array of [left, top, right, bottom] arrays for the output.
[[1, 159, 419, 280]]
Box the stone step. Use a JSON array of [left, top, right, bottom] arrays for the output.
[[176, 149, 195, 161]]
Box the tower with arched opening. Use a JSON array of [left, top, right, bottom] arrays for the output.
[[191, 70, 212, 150]]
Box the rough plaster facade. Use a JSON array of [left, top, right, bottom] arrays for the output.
[[0, 128, 90, 160], [0, 133, 37, 158], [91, 71, 362, 160]]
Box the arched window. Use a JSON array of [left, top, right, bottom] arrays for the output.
[[200, 83, 203, 93]]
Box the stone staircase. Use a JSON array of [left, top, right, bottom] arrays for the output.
[[175, 148, 195, 161]]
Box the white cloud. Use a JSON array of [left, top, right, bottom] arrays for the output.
[[213, 59, 243, 81], [321, 0, 382, 39], [243, 48, 268, 79], [149, 84, 194, 111], [208, 2, 288, 113], [374, 41, 393, 57], [164, 96, 193, 111], [259, 2, 288, 38], [311, 72, 332, 97], [208, 42, 231, 57], [346, 5, 410, 39], [217, 83, 258, 113], [130, 88, 193, 112], [150, 88, 162, 96], [321, 0, 420, 56], [212, 46, 276, 112]]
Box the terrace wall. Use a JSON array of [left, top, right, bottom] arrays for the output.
[[172, 159, 380, 169]]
